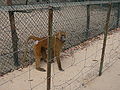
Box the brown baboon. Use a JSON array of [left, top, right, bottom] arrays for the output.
[[27, 32, 66, 72]]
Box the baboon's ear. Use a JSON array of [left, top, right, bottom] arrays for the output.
[[55, 32, 60, 39], [62, 32, 67, 37]]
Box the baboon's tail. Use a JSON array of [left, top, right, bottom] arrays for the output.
[[22, 36, 41, 63], [22, 35, 46, 62], [27, 36, 45, 42]]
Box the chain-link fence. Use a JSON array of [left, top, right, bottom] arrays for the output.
[[0, 0, 120, 90], [0, 0, 83, 6], [0, 0, 120, 75]]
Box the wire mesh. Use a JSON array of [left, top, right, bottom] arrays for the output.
[[0, 0, 120, 90]]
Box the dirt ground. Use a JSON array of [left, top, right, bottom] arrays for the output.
[[0, 4, 117, 74], [0, 28, 120, 90], [83, 59, 120, 90]]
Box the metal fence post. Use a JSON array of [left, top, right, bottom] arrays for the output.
[[86, 4, 90, 39], [47, 6, 53, 90], [116, 3, 120, 28], [26, 0, 28, 5], [6, 0, 19, 66], [99, 3, 112, 76]]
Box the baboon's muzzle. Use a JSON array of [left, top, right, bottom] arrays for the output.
[[61, 35, 66, 43]]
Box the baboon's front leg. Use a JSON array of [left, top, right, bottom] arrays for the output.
[[55, 52, 64, 71]]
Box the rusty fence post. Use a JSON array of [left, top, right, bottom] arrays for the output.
[[116, 3, 120, 28], [47, 6, 53, 90], [26, 0, 28, 5], [6, 0, 19, 66], [86, 4, 90, 39], [99, 3, 112, 76]]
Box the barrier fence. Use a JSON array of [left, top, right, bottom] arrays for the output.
[[0, 0, 120, 90]]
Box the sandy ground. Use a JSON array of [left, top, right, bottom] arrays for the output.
[[83, 59, 120, 90], [0, 5, 117, 74], [0, 28, 120, 90]]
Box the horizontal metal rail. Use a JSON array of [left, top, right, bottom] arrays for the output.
[[0, 0, 120, 11]]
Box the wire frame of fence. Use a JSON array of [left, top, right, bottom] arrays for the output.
[[0, 0, 120, 90]]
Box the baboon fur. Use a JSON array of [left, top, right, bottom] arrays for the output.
[[27, 32, 66, 72]]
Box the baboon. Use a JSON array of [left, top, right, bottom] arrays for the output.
[[27, 32, 66, 72]]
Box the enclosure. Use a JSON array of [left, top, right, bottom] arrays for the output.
[[0, 0, 120, 90]]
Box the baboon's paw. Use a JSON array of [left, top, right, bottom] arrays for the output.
[[59, 68, 64, 71], [36, 68, 46, 72]]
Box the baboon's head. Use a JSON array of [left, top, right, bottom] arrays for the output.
[[56, 31, 66, 43]]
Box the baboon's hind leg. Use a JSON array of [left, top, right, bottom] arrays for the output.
[[33, 46, 46, 72], [41, 47, 47, 62]]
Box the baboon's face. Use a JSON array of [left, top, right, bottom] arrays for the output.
[[60, 34, 66, 43], [57, 32, 66, 43]]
